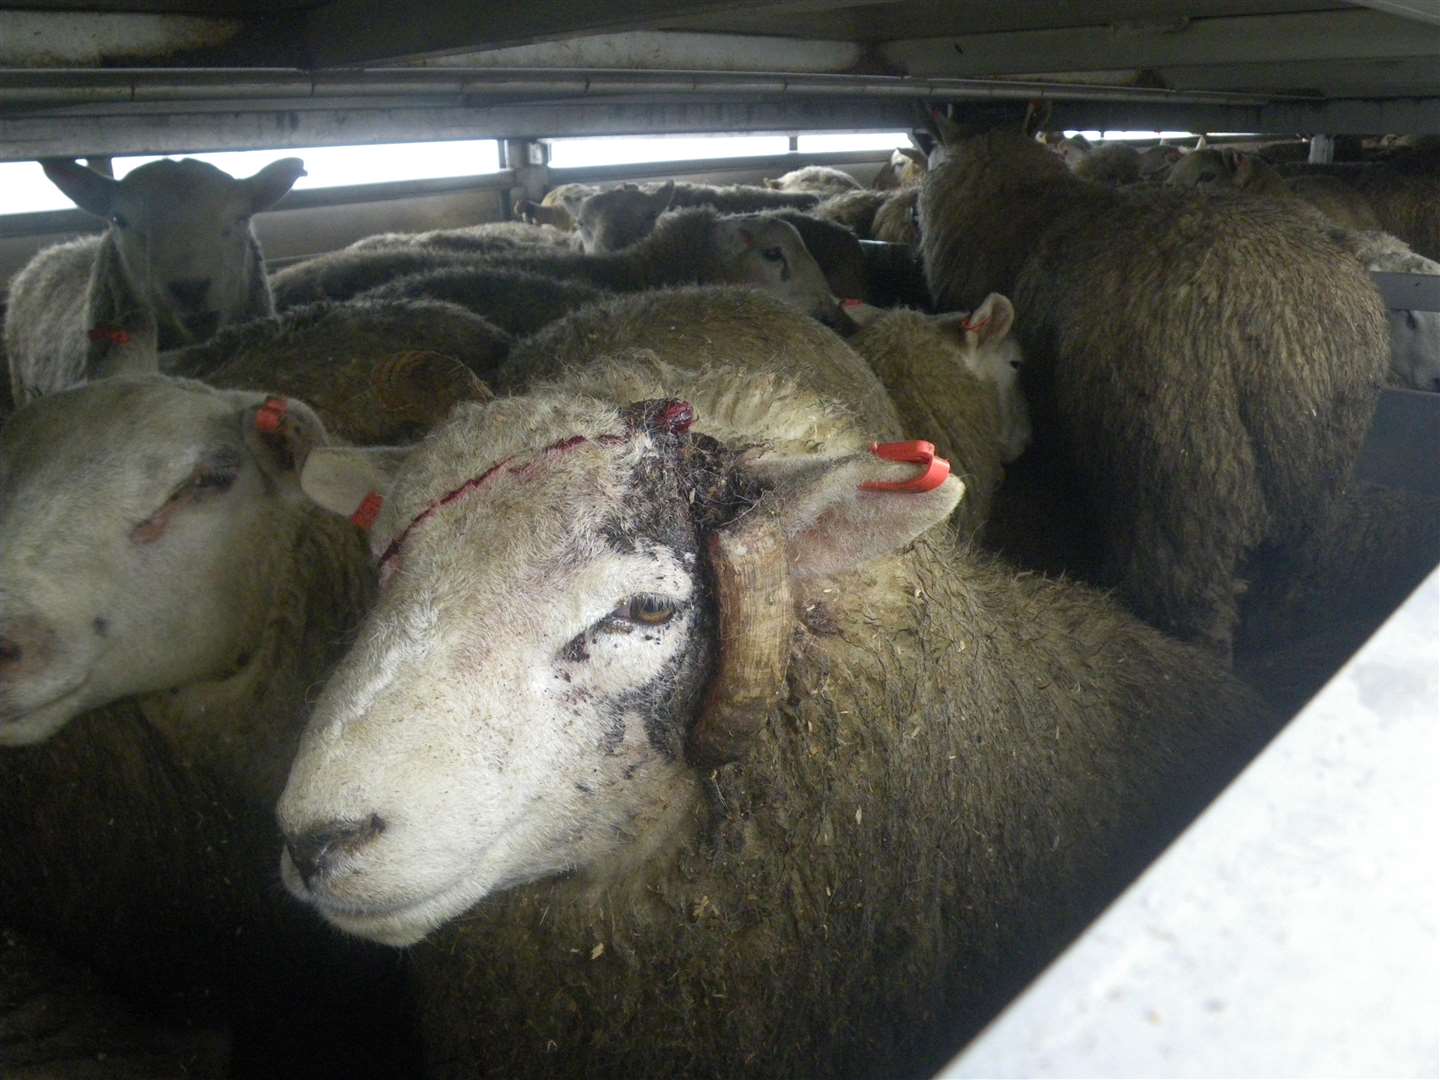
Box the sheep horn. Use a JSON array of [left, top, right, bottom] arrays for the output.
[[369, 351, 493, 426], [688, 496, 793, 769]]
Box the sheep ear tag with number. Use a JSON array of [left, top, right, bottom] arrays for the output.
[[861, 440, 950, 493]]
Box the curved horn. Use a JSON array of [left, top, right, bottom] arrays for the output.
[[370, 350, 493, 428], [687, 496, 794, 769]]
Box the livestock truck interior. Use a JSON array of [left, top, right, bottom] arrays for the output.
[[0, 2, 1434, 1078]]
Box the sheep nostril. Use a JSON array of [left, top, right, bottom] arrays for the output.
[[285, 814, 385, 888]]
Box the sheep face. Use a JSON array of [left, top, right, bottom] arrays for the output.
[[711, 215, 844, 327], [0, 377, 324, 745], [279, 392, 962, 946], [576, 182, 676, 252], [278, 397, 717, 946], [1390, 307, 1440, 391], [42, 157, 304, 346], [1165, 148, 1236, 191]]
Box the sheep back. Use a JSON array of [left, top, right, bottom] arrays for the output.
[[357, 265, 609, 337]]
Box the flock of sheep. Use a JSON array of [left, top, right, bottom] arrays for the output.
[[0, 111, 1436, 1079]]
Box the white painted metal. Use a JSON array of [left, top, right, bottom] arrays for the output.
[[942, 567, 1440, 1079]]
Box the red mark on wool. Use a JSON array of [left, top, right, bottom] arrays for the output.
[[87, 326, 131, 346]]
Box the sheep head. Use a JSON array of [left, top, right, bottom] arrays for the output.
[[42, 156, 305, 348], [0, 376, 333, 746], [278, 393, 962, 945], [575, 180, 676, 252]]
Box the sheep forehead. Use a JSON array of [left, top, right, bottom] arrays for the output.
[[0, 380, 240, 538], [113, 160, 249, 225]]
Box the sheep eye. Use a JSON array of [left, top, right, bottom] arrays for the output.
[[760, 246, 786, 263], [625, 594, 677, 625]]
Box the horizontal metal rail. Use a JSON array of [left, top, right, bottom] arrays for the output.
[[1371, 271, 1440, 312]]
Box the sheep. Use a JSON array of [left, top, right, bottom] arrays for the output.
[[1275, 158, 1440, 260], [1328, 229, 1440, 392], [921, 124, 1391, 658], [516, 182, 601, 232], [163, 300, 504, 441], [496, 287, 896, 437], [5, 156, 304, 407], [1166, 148, 1383, 231], [270, 246, 483, 309], [0, 374, 493, 1075], [872, 145, 928, 190], [277, 304, 1273, 1079], [849, 297, 1029, 536], [872, 187, 920, 245], [347, 219, 579, 254], [572, 180, 821, 252], [461, 206, 852, 329], [764, 164, 863, 196], [1073, 142, 1142, 186], [357, 266, 610, 337], [813, 189, 892, 237]]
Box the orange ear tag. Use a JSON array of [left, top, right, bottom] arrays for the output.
[[860, 440, 951, 494], [255, 396, 288, 433], [350, 491, 384, 531]]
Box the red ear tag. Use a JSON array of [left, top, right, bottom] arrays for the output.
[[842, 298, 864, 309], [255, 396, 288, 433], [350, 491, 384, 531], [87, 326, 131, 346], [861, 440, 951, 494], [960, 315, 991, 334]]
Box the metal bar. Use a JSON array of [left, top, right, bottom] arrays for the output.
[[1372, 272, 1440, 313], [547, 147, 891, 186], [0, 66, 1292, 109], [1355, 388, 1440, 494]]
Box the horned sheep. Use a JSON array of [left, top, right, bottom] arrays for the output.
[[5, 156, 304, 407], [920, 123, 1391, 657], [278, 285, 1273, 1079]]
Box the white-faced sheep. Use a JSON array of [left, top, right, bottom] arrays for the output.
[[1167, 148, 1383, 231], [277, 300, 1272, 1078], [572, 180, 821, 252], [849, 297, 1029, 537], [5, 156, 304, 406], [921, 122, 1391, 658], [0, 374, 489, 1075], [764, 164, 863, 196], [356, 266, 610, 337], [515, 182, 600, 232]]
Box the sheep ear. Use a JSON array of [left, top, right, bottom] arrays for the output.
[[966, 293, 1015, 347], [239, 395, 329, 490], [301, 446, 407, 521], [243, 157, 305, 214], [744, 449, 964, 578], [41, 158, 117, 218], [652, 179, 676, 210], [896, 146, 927, 167]]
